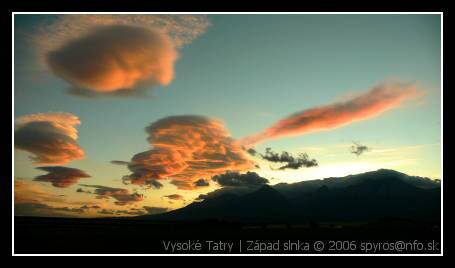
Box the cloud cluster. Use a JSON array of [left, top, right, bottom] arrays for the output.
[[34, 166, 91, 188], [240, 83, 423, 146], [14, 112, 85, 165], [122, 116, 255, 190], [78, 184, 144, 206], [97, 208, 145, 216], [260, 147, 318, 170], [97, 206, 169, 216]]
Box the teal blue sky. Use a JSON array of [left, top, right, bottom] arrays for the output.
[[14, 14, 441, 215]]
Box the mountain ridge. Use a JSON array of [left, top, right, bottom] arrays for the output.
[[138, 169, 440, 223]]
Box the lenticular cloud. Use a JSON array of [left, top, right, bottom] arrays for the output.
[[34, 166, 91, 188], [122, 116, 255, 190], [14, 112, 85, 165], [33, 15, 210, 96], [46, 25, 178, 94]]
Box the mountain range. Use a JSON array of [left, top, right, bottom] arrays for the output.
[[139, 169, 441, 223]]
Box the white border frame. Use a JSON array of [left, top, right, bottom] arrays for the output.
[[11, 11, 444, 256]]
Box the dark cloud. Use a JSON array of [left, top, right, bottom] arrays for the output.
[[34, 166, 91, 188], [149, 180, 164, 189], [46, 25, 178, 95], [80, 204, 101, 210], [143, 206, 169, 215], [194, 179, 210, 187], [122, 116, 255, 190], [246, 148, 257, 156], [115, 209, 147, 216], [212, 171, 269, 188], [79, 184, 144, 206], [164, 194, 184, 200], [260, 148, 318, 170], [53, 206, 85, 213], [14, 113, 84, 165], [351, 141, 371, 156], [76, 188, 91, 193]]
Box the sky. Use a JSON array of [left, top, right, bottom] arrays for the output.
[[14, 14, 441, 218]]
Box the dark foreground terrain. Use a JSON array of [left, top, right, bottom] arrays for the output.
[[15, 169, 441, 254], [15, 216, 441, 254]]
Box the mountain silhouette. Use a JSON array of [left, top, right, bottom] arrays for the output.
[[140, 169, 440, 223], [146, 184, 290, 222]]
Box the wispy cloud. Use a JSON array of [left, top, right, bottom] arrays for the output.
[[240, 83, 424, 146], [34, 14, 210, 53], [369, 144, 438, 155], [15, 178, 66, 204]]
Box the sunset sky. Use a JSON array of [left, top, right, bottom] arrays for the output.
[[14, 14, 441, 217]]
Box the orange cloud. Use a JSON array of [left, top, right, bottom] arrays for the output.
[[14, 178, 101, 217], [14, 112, 85, 165], [14, 178, 66, 204], [33, 15, 210, 96], [121, 116, 255, 190], [240, 83, 423, 146], [46, 25, 178, 94]]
